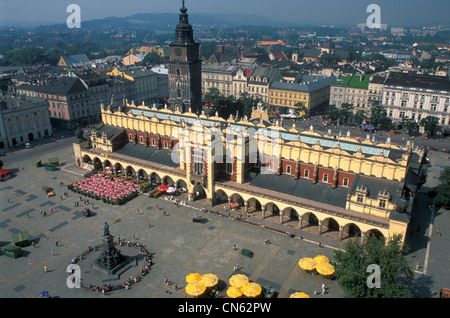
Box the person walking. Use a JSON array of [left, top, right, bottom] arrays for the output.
[[436, 229, 441, 236]]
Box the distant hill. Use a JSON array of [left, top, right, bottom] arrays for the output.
[[27, 12, 296, 31]]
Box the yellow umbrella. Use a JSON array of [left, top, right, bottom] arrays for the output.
[[229, 274, 249, 288], [200, 273, 219, 287], [185, 282, 206, 296], [316, 262, 335, 276], [290, 292, 310, 298], [186, 273, 202, 284], [241, 282, 262, 298], [298, 257, 316, 271], [226, 286, 243, 298], [314, 255, 329, 264]]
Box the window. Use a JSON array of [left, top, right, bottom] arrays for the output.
[[304, 169, 309, 178], [286, 166, 291, 174], [357, 194, 364, 203], [129, 134, 132, 141], [152, 139, 155, 146], [226, 163, 233, 174], [323, 174, 328, 183], [269, 161, 274, 170], [343, 178, 349, 187], [140, 136, 143, 143], [379, 199, 387, 208]]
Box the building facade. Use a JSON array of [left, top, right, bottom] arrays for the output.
[[269, 75, 336, 113], [0, 93, 52, 148], [382, 72, 450, 126], [329, 74, 370, 111], [16, 77, 91, 129], [201, 64, 240, 98], [73, 99, 427, 245]]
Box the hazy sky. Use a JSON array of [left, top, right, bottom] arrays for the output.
[[0, 0, 449, 27]]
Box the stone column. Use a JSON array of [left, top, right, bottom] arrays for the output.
[[360, 231, 366, 245], [279, 210, 284, 224], [261, 204, 266, 219], [298, 214, 303, 229], [318, 219, 323, 235], [244, 201, 248, 216], [339, 225, 344, 240]]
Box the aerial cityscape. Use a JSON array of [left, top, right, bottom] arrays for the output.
[[0, 0, 449, 304]]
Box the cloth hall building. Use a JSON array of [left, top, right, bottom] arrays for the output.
[[72, 2, 428, 245]]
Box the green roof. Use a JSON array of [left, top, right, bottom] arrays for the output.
[[333, 74, 370, 90]]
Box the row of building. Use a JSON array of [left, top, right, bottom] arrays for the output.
[[0, 63, 169, 149], [329, 71, 450, 126]]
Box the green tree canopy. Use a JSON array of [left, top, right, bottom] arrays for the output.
[[419, 116, 439, 135], [436, 167, 450, 208], [334, 234, 413, 298], [319, 53, 341, 67], [369, 102, 392, 129]]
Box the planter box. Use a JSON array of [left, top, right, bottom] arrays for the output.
[[33, 158, 42, 168], [241, 249, 254, 258], [12, 231, 30, 247], [3, 244, 22, 258], [44, 164, 57, 171]]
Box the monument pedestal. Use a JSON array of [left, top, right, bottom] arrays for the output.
[[91, 224, 132, 281]]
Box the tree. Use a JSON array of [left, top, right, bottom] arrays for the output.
[[436, 167, 450, 208], [354, 109, 368, 126], [204, 87, 221, 104], [0, 47, 48, 66], [293, 101, 307, 116], [324, 104, 340, 122], [319, 53, 341, 67], [369, 102, 392, 129], [401, 118, 419, 134], [419, 116, 439, 136], [340, 103, 354, 124], [334, 234, 413, 298], [142, 52, 161, 65]]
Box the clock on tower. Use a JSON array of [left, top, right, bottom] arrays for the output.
[[168, 0, 202, 114]]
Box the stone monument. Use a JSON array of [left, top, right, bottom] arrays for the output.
[[92, 222, 131, 279]]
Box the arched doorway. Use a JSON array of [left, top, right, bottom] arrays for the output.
[[177, 179, 188, 192], [83, 155, 92, 165], [150, 172, 161, 185], [193, 184, 205, 201], [125, 166, 136, 180], [301, 212, 319, 231], [230, 193, 244, 209], [322, 217, 340, 238], [114, 163, 123, 176], [93, 157, 103, 171], [163, 176, 174, 186], [103, 160, 113, 173], [137, 169, 149, 183], [214, 189, 228, 205], [366, 229, 384, 241], [343, 223, 362, 240], [265, 202, 280, 218]]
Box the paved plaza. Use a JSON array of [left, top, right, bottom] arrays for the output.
[[0, 139, 449, 299]]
